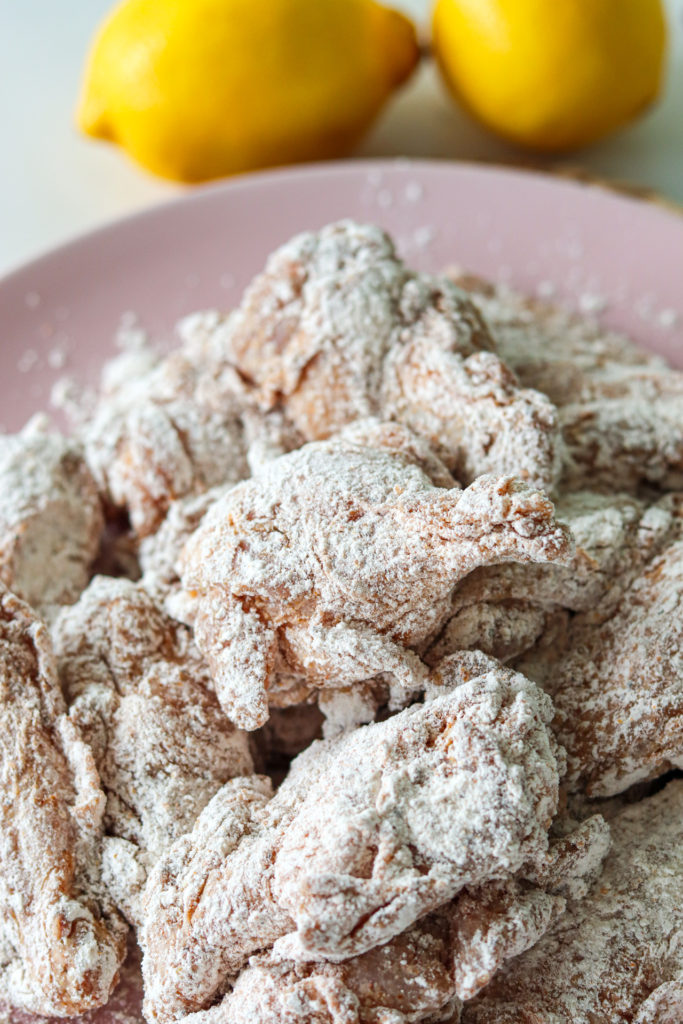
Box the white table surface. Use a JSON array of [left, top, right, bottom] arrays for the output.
[[1, 0, 682, 277]]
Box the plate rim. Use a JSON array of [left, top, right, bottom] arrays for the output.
[[3, 156, 681, 292]]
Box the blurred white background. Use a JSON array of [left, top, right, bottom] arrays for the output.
[[1, 0, 682, 274]]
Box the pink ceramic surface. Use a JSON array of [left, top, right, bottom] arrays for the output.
[[2, 159, 683, 433]]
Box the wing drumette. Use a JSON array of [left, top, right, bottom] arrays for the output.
[[0, 585, 127, 1016], [52, 576, 254, 924], [0, 421, 103, 609], [220, 220, 561, 491], [454, 274, 683, 494], [527, 530, 683, 796], [141, 655, 564, 1022], [427, 489, 676, 665], [177, 435, 572, 729], [185, 838, 609, 1024], [462, 780, 683, 1024], [82, 318, 254, 539]]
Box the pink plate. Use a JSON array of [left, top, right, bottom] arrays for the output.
[[2, 159, 683, 433], [1, 159, 683, 1022]]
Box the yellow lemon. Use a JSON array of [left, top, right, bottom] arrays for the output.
[[432, 0, 667, 152], [77, 0, 418, 182]]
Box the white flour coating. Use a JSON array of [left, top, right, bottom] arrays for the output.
[[462, 780, 683, 1024], [448, 883, 565, 1005], [525, 811, 612, 905], [548, 489, 676, 617], [83, 329, 250, 538], [317, 677, 393, 738], [178, 436, 572, 729], [220, 220, 562, 491], [449, 272, 667, 406], [427, 489, 677, 665], [178, 915, 464, 1024], [0, 944, 145, 1024], [52, 577, 253, 925], [428, 600, 553, 667], [453, 273, 683, 492], [0, 585, 127, 1017], [337, 418, 459, 489], [138, 489, 225, 609], [178, 879, 565, 1024], [256, 419, 458, 732], [189, 779, 611, 1023], [0, 420, 103, 610], [82, 313, 306, 540], [560, 394, 683, 491], [141, 658, 563, 1022], [524, 523, 683, 797]]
